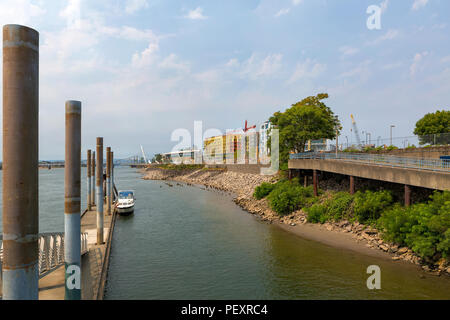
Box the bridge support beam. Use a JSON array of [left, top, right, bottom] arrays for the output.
[[288, 169, 292, 181], [87, 150, 92, 210], [304, 175, 308, 187], [96, 138, 104, 245], [405, 185, 411, 207], [2, 24, 39, 300], [64, 100, 82, 300], [313, 170, 318, 196], [350, 176, 355, 195], [106, 147, 112, 216], [91, 151, 96, 206]]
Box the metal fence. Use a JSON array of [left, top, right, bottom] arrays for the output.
[[290, 152, 450, 172], [0, 232, 89, 281]]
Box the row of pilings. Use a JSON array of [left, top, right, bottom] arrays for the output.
[[2, 24, 115, 300]]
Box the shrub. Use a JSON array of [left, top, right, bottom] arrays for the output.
[[379, 191, 450, 261], [305, 204, 328, 224], [254, 182, 276, 200], [326, 192, 354, 221], [354, 190, 393, 223], [266, 181, 315, 216]]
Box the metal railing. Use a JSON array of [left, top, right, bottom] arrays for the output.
[[0, 232, 89, 280], [290, 152, 450, 172]]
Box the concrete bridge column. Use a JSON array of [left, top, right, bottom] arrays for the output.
[[405, 185, 412, 207], [350, 176, 355, 195], [313, 170, 318, 196], [304, 175, 308, 187]]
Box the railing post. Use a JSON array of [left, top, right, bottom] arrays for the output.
[[91, 151, 96, 207], [87, 149, 92, 210], [64, 100, 82, 300], [96, 138, 104, 245], [106, 147, 111, 216], [2, 24, 39, 300]]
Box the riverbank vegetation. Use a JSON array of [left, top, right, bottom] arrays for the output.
[[253, 179, 450, 264], [155, 163, 205, 170]]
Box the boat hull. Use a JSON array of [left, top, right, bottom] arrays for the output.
[[117, 205, 134, 216]]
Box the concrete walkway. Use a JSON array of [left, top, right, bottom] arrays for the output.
[[38, 204, 115, 300]]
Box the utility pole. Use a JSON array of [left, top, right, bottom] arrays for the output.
[[390, 125, 395, 146]]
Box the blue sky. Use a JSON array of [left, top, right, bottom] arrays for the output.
[[0, 0, 449, 159]]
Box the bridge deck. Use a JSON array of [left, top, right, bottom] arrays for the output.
[[289, 157, 450, 190]]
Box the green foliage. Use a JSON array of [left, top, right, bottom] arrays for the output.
[[305, 192, 354, 223], [386, 145, 398, 151], [154, 153, 162, 163], [264, 179, 315, 216], [254, 182, 276, 200], [379, 191, 450, 260], [414, 110, 450, 145], [354, 190, 393, 223], [269, 93, 341, 164]]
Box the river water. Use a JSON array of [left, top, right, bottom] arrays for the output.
[[1, 167, 449, 299]]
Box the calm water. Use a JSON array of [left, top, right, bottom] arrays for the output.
[[1, 167, 449, 299], [104, 167, 450, 300]]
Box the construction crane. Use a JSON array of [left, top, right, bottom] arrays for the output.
[[243, 120, 256, 132], [350, 114, 362, 148], [140, 145, 148, 164]]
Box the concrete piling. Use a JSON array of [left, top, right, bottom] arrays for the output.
[[64, 101, 82, 300], [106, 147, 111, 216], [91, 151, 96, 206], [2, 24, 39, 300], [96, 138, 104, 245], [87, 150, 92, 210], [111, 151, 114, 200]]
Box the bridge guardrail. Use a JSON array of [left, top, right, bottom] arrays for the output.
[[290, 152, 450, 172], [0, 232, 89, 281]]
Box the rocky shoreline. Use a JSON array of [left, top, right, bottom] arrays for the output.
[[142, 166, 450, 277]]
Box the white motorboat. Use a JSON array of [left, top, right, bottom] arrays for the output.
[[116, 190, 135, 216]]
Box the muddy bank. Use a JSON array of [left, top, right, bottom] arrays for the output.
[[142, 167, 450, 277]]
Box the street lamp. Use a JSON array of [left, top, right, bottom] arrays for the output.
[[390, 125, 395, 146]]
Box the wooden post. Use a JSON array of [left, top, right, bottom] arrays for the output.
[[313, 170, 318, 196], [350, 176, 355, 195]]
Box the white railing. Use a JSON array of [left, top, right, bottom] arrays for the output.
[[0, 232, 89, 280]]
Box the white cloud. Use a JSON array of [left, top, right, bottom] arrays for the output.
[[132, 42, 160, 68], [412, 0, 429, 10], [410, 51, 428, 76], [367, 29, 399, 45], [185, 7, 207, 20], [441, 55, 450, 63], [339, 60, 371, 81], [339, 46, 359, 57], [292, 0, 303, 6], [159, 54, 190, 73], [287, 59, 326, 84], [241, 53, 283, 79], [275, 8, 290, 18], [125, 0, 149, 14], [0, 0, 46, 26]]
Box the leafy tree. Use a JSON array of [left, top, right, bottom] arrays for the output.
[[269, 93, 341, 164], [414, 110, 450, 145], [154, 153, 162, 163]]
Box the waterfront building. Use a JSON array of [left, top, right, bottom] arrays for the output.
[[161, 149, 202, 164]]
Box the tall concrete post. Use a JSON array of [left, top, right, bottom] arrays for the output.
[[87, 150, 92, 210], [111, 151, 115, 202], [64, 101, 82, 300], [106, 147, 111, 216], [2, 24, 39, 300], [96, 138, 104, 244], [91, 151, 96, 206]]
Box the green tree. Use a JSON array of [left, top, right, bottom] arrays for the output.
[[154, 153, 163, 163], [269, 93, 341, 164], [414, 110, 450, 145]]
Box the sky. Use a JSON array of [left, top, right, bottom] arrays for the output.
[[0, 0, 449, 160]]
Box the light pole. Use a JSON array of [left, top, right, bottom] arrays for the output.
[[390, 125, 395, 146]]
